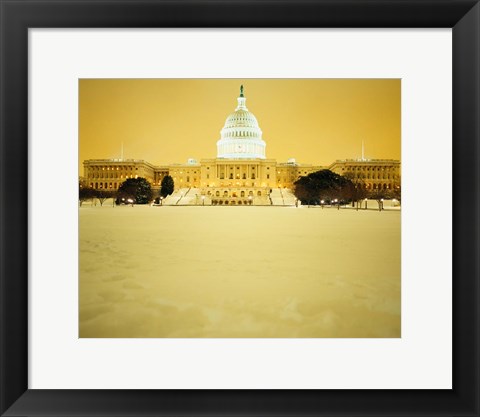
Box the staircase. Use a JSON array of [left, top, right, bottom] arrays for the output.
[[163, 188, 188, 205], [270, 189, 284, 205], [281, 188, 297, 205], [270, 188, 296, 206]]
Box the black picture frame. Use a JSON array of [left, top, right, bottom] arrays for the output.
[[1, 1, 479, 416]]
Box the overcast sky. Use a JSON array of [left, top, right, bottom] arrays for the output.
[[79, 78, 400, 174]]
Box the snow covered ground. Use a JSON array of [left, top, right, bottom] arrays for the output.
[[79, 205, 401, 338]]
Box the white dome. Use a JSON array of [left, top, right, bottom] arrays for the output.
[[224, 109, 259, 129], [217, 86, 266, 159]]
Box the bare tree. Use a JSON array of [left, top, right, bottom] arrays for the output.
[[343, 171, 368, 210], [368, 187, 389, 211], [95, 189, 116, 206]]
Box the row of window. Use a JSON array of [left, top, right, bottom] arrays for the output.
[[208, 190, 261, 197], [219, 173, 256, 180], [89, 182, 119, 190], [211, 200, 254, 205], [341, 166, 397, 171], [363, 183, 394, 190], [88, 166, 138, 171], [351, 173, 396, 180], [87, 173, 139, 179]]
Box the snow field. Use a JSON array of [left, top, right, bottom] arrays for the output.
[[79, 205, 400, 338]]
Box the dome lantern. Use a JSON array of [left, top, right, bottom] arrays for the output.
[[236, 85, 248, 111]]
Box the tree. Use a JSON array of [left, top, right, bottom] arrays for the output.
[[343, 171, 368, 210], [293, 169, 352, 205], [391, 178, 401, 203], [79, 183, 95, 207], [117, 177, 153, 204], [160, 175, 175, 198], [95, 189, 116, 206], [368, 187, 389, 211]]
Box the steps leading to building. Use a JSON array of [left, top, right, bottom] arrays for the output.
[[270, 188, 296, 206]]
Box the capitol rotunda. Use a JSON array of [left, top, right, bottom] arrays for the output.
[[216, 85, 267, 160]]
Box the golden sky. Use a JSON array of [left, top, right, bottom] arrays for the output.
[[79, 79, 400, 174]]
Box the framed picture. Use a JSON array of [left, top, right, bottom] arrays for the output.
[[0, 1, 478, 416]]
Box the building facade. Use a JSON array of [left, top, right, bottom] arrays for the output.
[[82, 86, 400, 204], [329, 159, 401, 191]]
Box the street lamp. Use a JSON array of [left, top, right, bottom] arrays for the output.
[[160, 196, 163, 206], [248, 195, 252, 206], [202, 195, 205, 206], [320, 199, 324, 209]]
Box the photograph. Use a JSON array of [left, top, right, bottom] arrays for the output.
[[3, 0, 479, 414], [79, 78, 401, 338]]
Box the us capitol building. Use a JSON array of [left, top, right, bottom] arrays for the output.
[[82, 86, 401, 206]]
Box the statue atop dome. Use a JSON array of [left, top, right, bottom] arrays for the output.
[[240, 85, 244, 97]]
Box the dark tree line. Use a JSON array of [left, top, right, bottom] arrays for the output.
[[79, 184, 116, 207], [79, 176, 175, 206], [293, 169, 400, 210]]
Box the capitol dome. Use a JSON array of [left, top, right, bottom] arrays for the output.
[[217, 86, 266, 159]]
